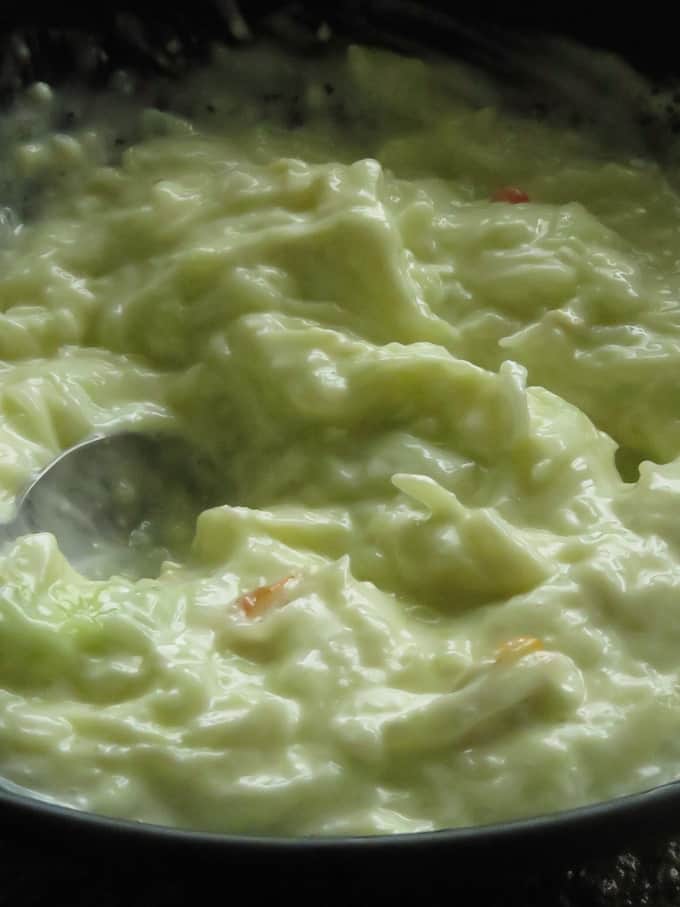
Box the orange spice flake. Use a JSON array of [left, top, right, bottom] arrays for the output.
[[494, 636, 543, 664], [236, 574, 296, 619]]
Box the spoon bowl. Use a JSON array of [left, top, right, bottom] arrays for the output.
[[0, 432, 221, 579]]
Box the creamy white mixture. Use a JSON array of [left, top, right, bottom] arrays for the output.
[[2, 41, 680, 835]]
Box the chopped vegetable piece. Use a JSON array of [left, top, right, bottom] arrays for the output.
[[491, 186, 530, 203]]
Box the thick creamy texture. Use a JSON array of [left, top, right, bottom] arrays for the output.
[[2, 42, 680, 835]]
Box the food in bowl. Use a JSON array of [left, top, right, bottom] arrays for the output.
[[2, 34, 680, 836]]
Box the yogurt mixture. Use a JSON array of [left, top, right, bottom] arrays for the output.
[[2, 40, 680, 835]]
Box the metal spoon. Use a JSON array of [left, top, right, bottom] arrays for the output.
[[0, 432, 222, 580]]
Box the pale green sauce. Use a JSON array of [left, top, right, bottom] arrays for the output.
[[2, 41, 680, 836]]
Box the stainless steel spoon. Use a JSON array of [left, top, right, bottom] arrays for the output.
[[0, 432, 221, 580]]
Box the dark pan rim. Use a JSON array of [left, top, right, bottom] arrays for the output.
[[3, 776, 680, 853]]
